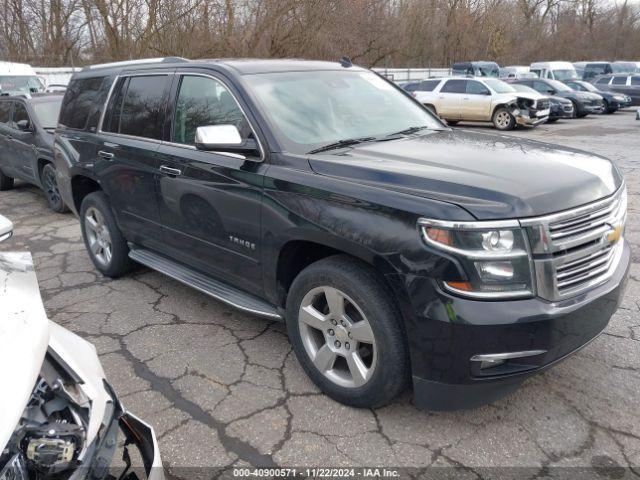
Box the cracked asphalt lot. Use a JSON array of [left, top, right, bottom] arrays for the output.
[[0, 110, 639, 478]]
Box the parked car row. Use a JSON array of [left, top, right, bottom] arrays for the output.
[[0, 59, 630, 423]]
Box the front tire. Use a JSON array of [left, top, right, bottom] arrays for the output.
[[0, 169, 14, 191], [41, 163, 68, 213], [80, 191, 134, 278], [492, 107, 516, 130], [286, 255, 410, 408]]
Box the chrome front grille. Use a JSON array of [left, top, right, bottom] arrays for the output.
[[521, 186, 627, 301], [537, 100, 550, 110]]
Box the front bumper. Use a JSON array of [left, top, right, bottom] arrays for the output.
[[549, 103, 574, 119], [119, 412, 165, 480], [580, 102, 605, 115], [515, 108, 550, 126], [403, 240, 630, 411]]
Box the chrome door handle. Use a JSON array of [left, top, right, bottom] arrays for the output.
[[97, 150, 114, 160], [159, 165, 182, 176]]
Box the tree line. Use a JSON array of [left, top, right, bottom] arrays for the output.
[[1, 0, 639, 68]]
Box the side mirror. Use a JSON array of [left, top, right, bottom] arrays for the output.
[[16, 119, 31, 131], [0, 214, 13, 242], [195, 125, 259, 158]]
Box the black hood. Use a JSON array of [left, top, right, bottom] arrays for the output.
[[308, 129, 622, 220]]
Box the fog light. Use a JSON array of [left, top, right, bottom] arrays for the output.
[[480, 359, 505, 369]]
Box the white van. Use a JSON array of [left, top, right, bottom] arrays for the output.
[[0, 61, 46, 94], [530, 61, 578, 81], [499, 66, 537, 79]]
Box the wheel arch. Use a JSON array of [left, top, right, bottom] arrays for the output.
[[272, 233, 398, 309], [71, 174, 102, 214]]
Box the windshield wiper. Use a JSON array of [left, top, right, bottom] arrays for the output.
[[385, 125, 432, 137], [307, 137, 376, 154]]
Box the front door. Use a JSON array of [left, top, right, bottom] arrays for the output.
[[462, 80, 492, 120], [155, 73, 265, 293], [96, 73, 172, 250], [9, 102, 37, 182]]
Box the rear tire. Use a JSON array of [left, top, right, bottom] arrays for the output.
[[286, 255, 410, 408], [80, 191, 134, 278], [0, 170, 14, 191], [41, 163, 68, 213], [447, 120, 460, 126], [546, 118, 559, 123], [492, 107, 516, 130]]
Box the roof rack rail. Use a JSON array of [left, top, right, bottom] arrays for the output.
[[82, 57, 189, 71]]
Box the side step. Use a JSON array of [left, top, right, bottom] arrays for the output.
[[129, 248, 282, 320]]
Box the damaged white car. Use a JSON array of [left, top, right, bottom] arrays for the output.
[[414, 77, 550, 130], [0, 214, 163, 480]]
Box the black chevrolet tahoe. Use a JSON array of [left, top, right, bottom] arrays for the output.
[[53, 58, 629, 410]]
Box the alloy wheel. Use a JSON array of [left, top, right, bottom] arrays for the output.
[[84, 207, 113, 266], [298, 286, 377, 388], [43, 167, 61, 207], [495, 111, 512, 129]]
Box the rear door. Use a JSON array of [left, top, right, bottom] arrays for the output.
[[436, 80, 466, 119], [609, 75, 629, 96], [462, 80, 492, 120], [154, 71, 265, 293], [96, 73, 171, 249]]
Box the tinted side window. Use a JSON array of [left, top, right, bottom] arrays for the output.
[[418, 80, 440, 92], [59, 76, 108, 130], [0, 102, 11, 125], [12, 103, 30, 128], [466, 81, 489, 95], [595, 77, 610, 85], [612, 76, 627, 85], [106, 75, 169, 140], [172, 75, 249, 146], [441, 80, 466, 93], [631, 77, 640, 86]]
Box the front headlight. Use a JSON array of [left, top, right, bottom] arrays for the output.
[[418, 219, 534, 299]]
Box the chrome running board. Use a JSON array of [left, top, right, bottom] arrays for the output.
[[129, 247, 282, 320]]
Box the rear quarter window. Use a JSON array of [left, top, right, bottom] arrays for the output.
[[59, 76, 110, 130], [418, 80, 440, 92]]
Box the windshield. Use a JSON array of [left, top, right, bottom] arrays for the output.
[[612, 62, 638, 73], [475, 66, 500, 77], [33, 98, 63, 129], [243, 70, 443, 154], [577, 81, 598, 92], [0, 75, 45, 93], [483, 79, 515, 93], [510, 84, 538, 94], [547, 79, 572, 91], [552, 69, 578, 81]]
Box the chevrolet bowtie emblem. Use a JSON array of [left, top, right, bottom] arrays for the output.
[[607, 225, 623, 244]]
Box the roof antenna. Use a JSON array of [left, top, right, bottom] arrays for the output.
[[339, 57, 353, 68]]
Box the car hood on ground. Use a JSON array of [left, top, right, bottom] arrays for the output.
[[0, 252, 50, 450], [308, 129, 622, 220]]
